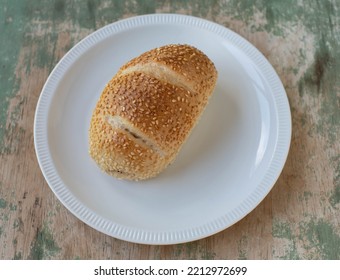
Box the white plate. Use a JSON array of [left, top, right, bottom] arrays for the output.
[[34, 14, 291, 245]]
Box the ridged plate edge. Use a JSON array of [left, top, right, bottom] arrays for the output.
[[34, 14, 291, 245]]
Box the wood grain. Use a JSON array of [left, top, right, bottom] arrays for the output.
[[0, 0, 339, 259]]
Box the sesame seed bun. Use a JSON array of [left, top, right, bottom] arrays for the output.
[[89, 44, 217, 180]]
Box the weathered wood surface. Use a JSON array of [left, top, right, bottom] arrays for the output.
[[0, 0, 339, 260]]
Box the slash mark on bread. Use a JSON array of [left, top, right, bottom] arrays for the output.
[[106, 115, 165, 157], [119, 62, 195, 93]]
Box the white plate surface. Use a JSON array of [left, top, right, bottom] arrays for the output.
[[34, 14, 291, 244]]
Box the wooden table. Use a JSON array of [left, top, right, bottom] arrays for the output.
[[0, 0, 339, 260]]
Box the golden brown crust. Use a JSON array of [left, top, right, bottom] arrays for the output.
[[89, 44, 217, 180], [119, 44, 217, 94]]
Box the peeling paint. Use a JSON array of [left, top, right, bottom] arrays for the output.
[[174, 241, 216, 260], [296, 2, 340, 145], [237, 236, 248, 260], [199, 247, 216, 260], [9, 203, 17, 211], [29, 224, 61, 260], [13, 217, 24, 232], [329, 186, 340, 208], [300, 218, 340, 259], [13, 252, 22, 260], [329, 156, 340, 208], [272, 220, 300, 259], [0, 198, 8, 209], [300, 42, 332, 97], [279, 240, 300, 260], [272, 220, 292, 240], [0, 1, 25, 149], [298, 191, 313, 203], [273, 217, 340, 259]]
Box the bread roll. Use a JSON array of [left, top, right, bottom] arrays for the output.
[[89, 44, 217, 180]]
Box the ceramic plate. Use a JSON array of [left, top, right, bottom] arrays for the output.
[[34, 14, 291, 244]]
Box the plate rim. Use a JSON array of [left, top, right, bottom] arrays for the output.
[[34, 13, 292, 245]]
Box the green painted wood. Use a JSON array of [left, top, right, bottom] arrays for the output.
[[0, 0, 339, 259]]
